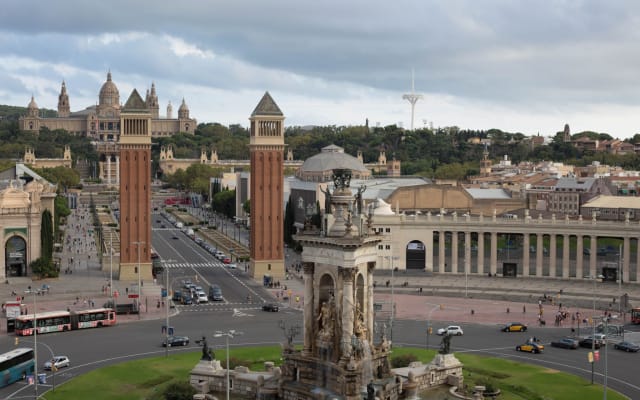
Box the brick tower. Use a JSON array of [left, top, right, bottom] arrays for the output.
[[119, 89, 153, 281], [249, 92, 285, 280]]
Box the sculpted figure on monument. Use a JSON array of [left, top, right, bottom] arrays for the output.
[[439, 333, 452, 354], [354, 302, 367, 338], [317, 300, 334, 340]]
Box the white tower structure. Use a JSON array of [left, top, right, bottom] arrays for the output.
[[402, 69, 423, 130]]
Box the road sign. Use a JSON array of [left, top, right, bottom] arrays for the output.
[[128, 294, 139, 299]]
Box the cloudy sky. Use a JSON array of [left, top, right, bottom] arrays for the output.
[[2, 1, 640, 138]]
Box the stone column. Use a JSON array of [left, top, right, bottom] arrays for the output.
[[623, 237, 630, 284], [536, 234, 543, 277], [451, 231, 459, 273], [562, 234, 570, 279], [115, 155, 120, 184], [425, 238, 433, 272], [490, 232, 497, 276], [439, 231, 445, 272], [576, 236, 584, 279], [302, 262, 314, 355], [340, 268, 355, 361], [464, 231, 471, 275], [523, 233, 530, 276], [367, 262, 375, 341], [549, 234, 557, 278], [107, 156, 111, 185], [590, 236, 597, 279], [477, 232, 485, 274]]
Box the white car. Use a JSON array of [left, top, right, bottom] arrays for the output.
[[437, 325, 464, 336], [44, 356, 70, 370], [196, 291, 208, 304], [227, 263, 237, 269]]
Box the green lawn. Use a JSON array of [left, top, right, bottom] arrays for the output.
[[40, 346, 624, 400]]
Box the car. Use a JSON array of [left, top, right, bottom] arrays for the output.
[[209, 285, 223, 301], [262, 303, 279, 312], [437, 325, 464, 336], [181, 294, 193, 305], [156, 219, 161, 223], [223, 257, 231, 264], [43, 356, 70, 370], [578, 337, 602, 349], [516, 340, 544, 353], [502, 322, 527, 332], [163, 335, 190, 347], [614, 341, 640, 352], [161, 223, 166, 228], [182, 280, 193, 288], [586, 333, 607, 346], [172, 234, 179, 239], [551, 337, 579, 349], [227, 263, 237, 269], [196, 292, 208, 304]]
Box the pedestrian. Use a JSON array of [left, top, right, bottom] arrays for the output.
[[523, 305, 526, 314]]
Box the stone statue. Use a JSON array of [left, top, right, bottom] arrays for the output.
[[355, 185, 367, 215], [367, 381, 376, 400], [439, 333, 452, 355], [332, 168, 351, 189], [317, 301, 334, 340], [354, 302, 367, 338], [320, 185, 332, 214], [198, 336, 213, 361]]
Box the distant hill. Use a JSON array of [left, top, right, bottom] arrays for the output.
[[0, 104, 56, 120]]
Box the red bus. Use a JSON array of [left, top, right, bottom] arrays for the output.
[[15, 308, 116, 336], [631, 307, 640, 324]]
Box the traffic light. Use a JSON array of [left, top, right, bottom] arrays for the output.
[[428, 327, 433, 335]]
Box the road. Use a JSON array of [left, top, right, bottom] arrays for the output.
[[3, 212, 639, 399]]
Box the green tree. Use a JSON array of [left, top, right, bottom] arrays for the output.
[[212, 189, 236, 218], [41, 209, 54, 262], [35, 166, 80, 189]]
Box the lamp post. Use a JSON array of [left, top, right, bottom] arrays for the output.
[[426, 303, 443, 350], [618, 244, 622, 317], [132, 241, 145, 319], [384, 256, 397, 343], [214, 330, 243, 400], [25, 289, 38, 400], [109, 232, 114, 297], [162, 258, 175, 358]]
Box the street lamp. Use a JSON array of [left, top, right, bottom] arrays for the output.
[[132, 241, 145, 319], [25, 289, 38, 400], [109, 232, 114, 297], [384, 256, 397, 343], [426, 303, 443, 350], [162, 258, 175, 358], [214, 330, 243, 400]]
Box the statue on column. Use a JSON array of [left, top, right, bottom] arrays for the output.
[[320, 185, 332, 214], [355, 185, 367, 215], [439, 333, 452, 354]]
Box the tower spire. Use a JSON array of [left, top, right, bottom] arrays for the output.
[[402, 68, 423, 130]]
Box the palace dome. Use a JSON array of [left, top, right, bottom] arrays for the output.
[[297, 144, 370, 182], [99, 71, 120, 107]]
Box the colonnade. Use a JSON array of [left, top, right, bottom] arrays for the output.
[[429, 230, 637, 282]]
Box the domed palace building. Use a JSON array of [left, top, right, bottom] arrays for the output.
[[19, 72, 197, 185]]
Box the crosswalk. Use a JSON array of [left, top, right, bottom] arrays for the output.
[[164, 262, 225, 269]]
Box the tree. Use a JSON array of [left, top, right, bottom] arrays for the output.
[[36, 166, 80, 189], [284, 195, 295, 246], [41, 209, 54, 262]]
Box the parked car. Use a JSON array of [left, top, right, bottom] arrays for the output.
[[502, 322, 527, 332], [223, 257, 231, 264], [163, 336, 190, 347], [516, 340, 544, 354], [43, 356, 70, 370], [262, 303, 279, 312], [613, 341, 640, 352], [437, 325, 464, 336], [181, 294, 193, 305], [551, 337, 579, 349], [227, 263, 237, 269]]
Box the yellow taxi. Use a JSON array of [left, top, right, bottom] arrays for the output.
[[502, 322, 528, 332], [516, 340, 544, 353]]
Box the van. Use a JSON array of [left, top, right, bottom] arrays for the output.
[[186, 228, 195, 238], [176, 222, 184, 229], [209, 285, 223, 301]]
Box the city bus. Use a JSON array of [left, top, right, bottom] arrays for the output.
[[0, 348, 34, 387], [14, 308, 116, 336], [631, 307, 640, 324]]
